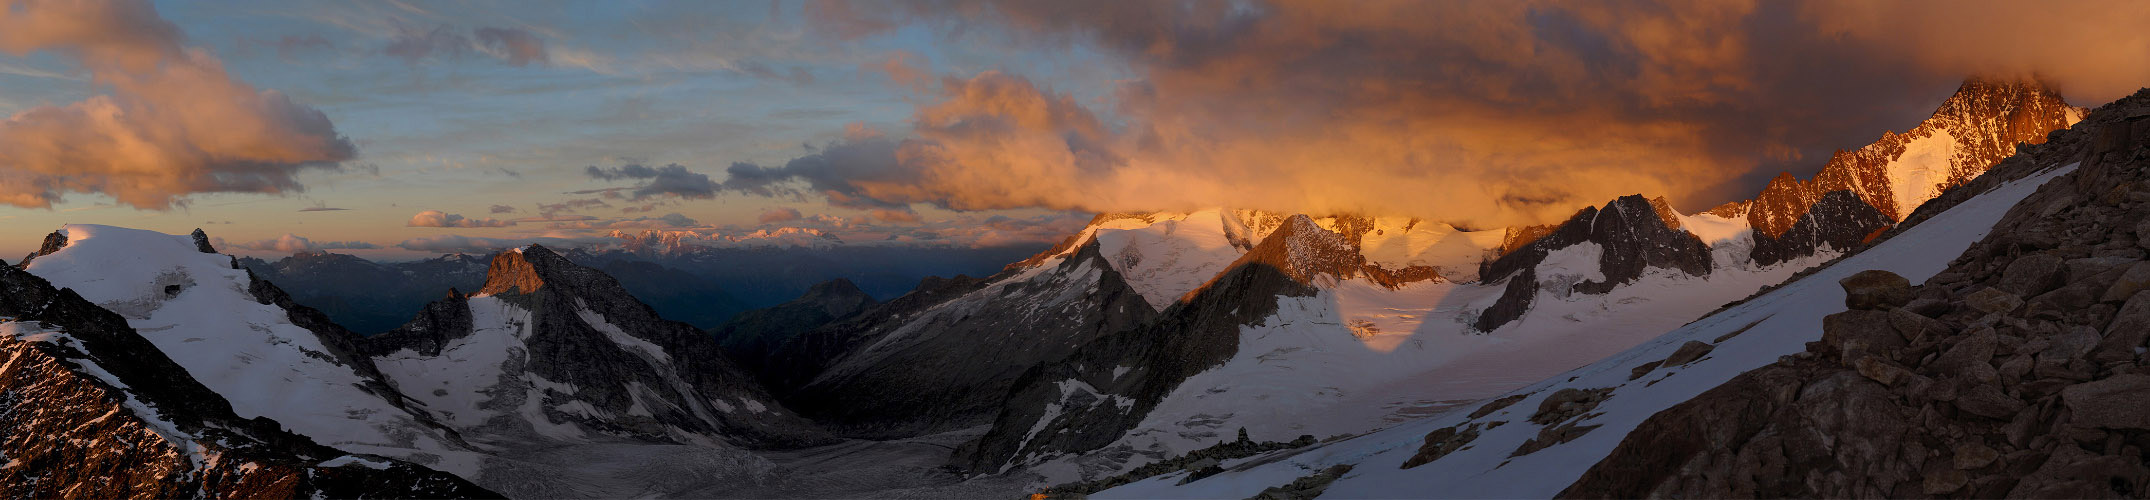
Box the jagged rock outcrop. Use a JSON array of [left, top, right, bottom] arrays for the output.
[[363, 245, 827, 448], [1749, 189, 1895, 267], [955, 216, 1350, 472], [16, 230, 64, 269], [1560, 87, 2150, 499], [710, 279, 878, 386], [1474, 195, 1713, 330], [0, 255, 494, 498]]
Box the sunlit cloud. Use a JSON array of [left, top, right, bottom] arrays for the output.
[[0, 0, 356, 210]]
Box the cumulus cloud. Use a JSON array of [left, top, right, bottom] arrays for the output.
[[223, 234, 379, 253], [585, 162, 719, 200], [775, 0, 2150, 227], [488, 204, 518, 214], [407, 210, 511, 228], [758, 207, 804, 223], [0, 0, 356, 209]]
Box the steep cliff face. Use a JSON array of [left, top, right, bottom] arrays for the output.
[[363, 245, 826, 449], [0, 259, 493, 498]]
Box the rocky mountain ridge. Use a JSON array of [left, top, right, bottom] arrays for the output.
[[0, 244, 493, 498]]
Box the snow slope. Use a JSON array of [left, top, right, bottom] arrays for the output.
[[1351, 218, 1505, 282], [22, 225, 482, 475], [1091, 162, 2075, 499], [1090, 210, 1247, 311]]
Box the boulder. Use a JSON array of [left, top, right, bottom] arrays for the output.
[[1965, 287, 2025, 315], [1956, 384, 2026, 419], [1997, 253, 2067, 296], [2094, 292, 2150, 361], [1821, 310, 1908, 362], [2103, 262, 2150, 303], [1840, 270, 1913, 310], [1931, 328, 1999, 383], [1660, 340, 1715, 367], [1954, 442, 2000, 470], [2062, 374, 2150, 429]]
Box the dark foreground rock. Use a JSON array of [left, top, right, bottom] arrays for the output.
[[1561, 87, 2150, 499]]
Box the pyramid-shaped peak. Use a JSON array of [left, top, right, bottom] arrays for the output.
[[477, 244, 568, 296]]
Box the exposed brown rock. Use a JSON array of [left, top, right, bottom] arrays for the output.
[[1841, 269, 1913, 310]]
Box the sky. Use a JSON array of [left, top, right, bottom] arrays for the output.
[[1, 0, 2147, 259]]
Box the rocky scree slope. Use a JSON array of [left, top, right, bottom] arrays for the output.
[[1565, 88, 2150, 498], [0, 253, 495, 498]]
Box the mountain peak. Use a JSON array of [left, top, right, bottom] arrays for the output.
[[1236, 214, 1363, 284], [475, 244, 562, 296]]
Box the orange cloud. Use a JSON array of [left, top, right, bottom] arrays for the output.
[[779, 0, 2150, 227], [0, 0, 355, 209]]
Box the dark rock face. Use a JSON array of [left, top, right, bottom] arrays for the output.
[[1750, 190, 1894, 267], [1472, 268, 1536, 332], [1561, 88, 2150, 499], [364, 245, 827, 448], [955, 217, 1347, 473], [781, 238, 1159, 438], [16, 230, 65, 269], [753, 273, 988, 395], [710, 279, 878, 386], [189, 228, 216, 253], [0, 258, 495, 498], [1474, 195, 1712, 330]]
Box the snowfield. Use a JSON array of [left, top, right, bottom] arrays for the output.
[[1090, 162, 2075, 499], [23, 225, 485, 476]]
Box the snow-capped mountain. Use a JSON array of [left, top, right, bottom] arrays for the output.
[[772, 235, 1157, 438], [359, 245, 825, 450], [607, 228, 844, 254], [1748, 77, 2086, 236], [0, 232, 492, 498], [19, 225, 488, 476], [1073, 81, 2143, 500], [941, 77, 2091, 484]]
